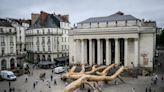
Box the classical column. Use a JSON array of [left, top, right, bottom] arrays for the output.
[[74, 39, 77, 64], [92, 40, 95, 64], [81, 39, 84, 64], [89, 39, 93, 65], [124, 38, 128, 66], [97, 39, 101, 65], [115, 38, 120, 64], [134, 38, 139, 67], [106, 39, 111, 65], [100, 40, 103, 65]]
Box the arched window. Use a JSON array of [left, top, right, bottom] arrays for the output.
[[1, 59, 7, 70]]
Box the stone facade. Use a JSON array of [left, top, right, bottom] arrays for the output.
[[26, 11, 70, 63], [0, 18, 17, 70], [69, 12, 157, 68]]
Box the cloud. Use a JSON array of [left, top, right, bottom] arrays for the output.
[[0, 0, 164, 27]]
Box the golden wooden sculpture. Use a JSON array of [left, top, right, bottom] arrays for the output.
[[62, 64, 127, 92]]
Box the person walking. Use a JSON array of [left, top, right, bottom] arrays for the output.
[[149, 87, 152, 92], [4, 90, 6, 92], [161, 76, 163, 81], [9, 81, 11, 88], [25, 75, 28, 83], [51, 75, 53, 81], [33, 82, 36, 89], [12, 87, 15, 92], [132, 88, 135, 92], [54, 79, 57, 85], [145, 87, 148, 92]]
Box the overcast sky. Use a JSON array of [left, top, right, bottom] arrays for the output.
[[0, 0, 164, 27]]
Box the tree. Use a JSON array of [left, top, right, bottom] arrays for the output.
[[62, 64, 127, 92]]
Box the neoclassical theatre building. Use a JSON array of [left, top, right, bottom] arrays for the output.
[[69, 12, 157, 68]]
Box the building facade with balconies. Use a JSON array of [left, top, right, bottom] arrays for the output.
[[26, 11, 70, 64], [0, 18, 17, 70], [69, 11, 157, 69]]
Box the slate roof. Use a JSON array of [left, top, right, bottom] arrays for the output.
[[0, 18, 13, 27], [29, 14, 61, 29], [78, 11, 138, 24]]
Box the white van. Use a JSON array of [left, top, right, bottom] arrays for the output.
[[54, 67, 65, 74], [0, 70, 16, 80]]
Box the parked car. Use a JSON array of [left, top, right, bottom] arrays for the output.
[[0, 70, 16, 81], [54, 66, 65, 74]]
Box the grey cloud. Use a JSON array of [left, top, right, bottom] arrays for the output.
[[0, 0, 164, 27]]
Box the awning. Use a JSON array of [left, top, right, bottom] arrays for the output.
[[54, 56, 69, 62], [38, 61, 54, 65]]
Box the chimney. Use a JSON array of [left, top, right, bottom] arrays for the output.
[[31, 13, 39, 25], [60, 15, 69, 22], [40, 11, 48, 26]]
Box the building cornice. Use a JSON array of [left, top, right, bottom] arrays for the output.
[[69, 26, 156, 36]]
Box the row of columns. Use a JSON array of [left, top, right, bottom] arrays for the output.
[[74, 38, 139, 66]]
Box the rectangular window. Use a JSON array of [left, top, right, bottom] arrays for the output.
[[9, 29, 12, 32], [37, 30, 39, 34], [0, 28, 3, 32], [36, 37, 39, 45], [43, 46, 45, 51], [37, 46, 39, 51], [42, 37, 45, 44], [48, 46, 51, 51], [48, 29, 50, 34], [47, 37, 50, 44], [43, 29, 44, 34], [1, 36, 5, 46], [2, 47, 5, 55], [10, 47, 13, 54], [54, 37, 56, 49]]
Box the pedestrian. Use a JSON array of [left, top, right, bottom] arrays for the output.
[[33, 82, 35, 89], [149, 87, 152, 92], [52, 69, 54, 74], [35, 79, 38, 85], [9, 81, 11, 88], [13, 87, 15, 92], [4, 90, 6, 92], [161, 76, 163, 81], [132, 88, 135, 92], [25, 75, 28, 83], [9, 88, 12, 92], [51, 75, 53, 81], [54, 79, 57, 85], [145, 87, 148, 92]]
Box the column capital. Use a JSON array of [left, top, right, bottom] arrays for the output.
[[96, 38, 100, 41], [124, 38, 128, 40], [114, 38, 119, 40], [105, 38, 109, 40], [134, 38, 139, 40]]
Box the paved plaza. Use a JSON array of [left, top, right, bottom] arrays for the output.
[[0, 50, 164, 92], [0, 68, 163, 92]]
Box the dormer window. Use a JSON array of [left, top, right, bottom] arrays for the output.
[[125, 20, 127, 26], [9, 29, 12, 33], [37, 30, 39, 34], [106, 21, 108, 27], [97, 22, 99, 28], [89, 22, 91, 28], [0, 28, 3, 32], [43, 29, 44, 34]]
